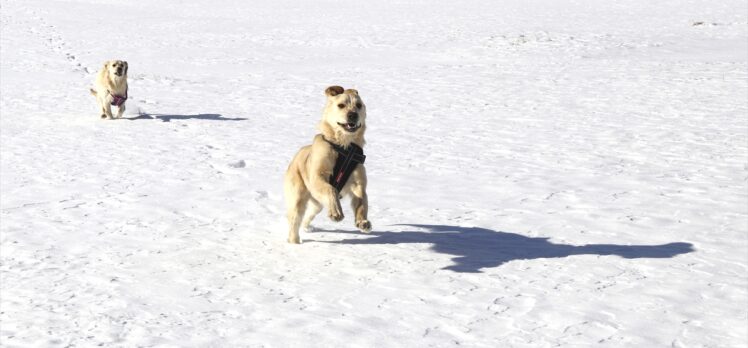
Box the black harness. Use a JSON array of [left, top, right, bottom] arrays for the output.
[[324, 138, 366, 192]]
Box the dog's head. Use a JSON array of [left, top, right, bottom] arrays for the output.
[[105, 60, 128, 78], [322, 86, 366, 135]]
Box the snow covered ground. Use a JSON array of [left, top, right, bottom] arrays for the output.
[[1, 0, 746, 346]]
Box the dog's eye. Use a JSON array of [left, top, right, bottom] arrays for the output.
[[337, 103, 345, 109], [356, 103, 362, 109]]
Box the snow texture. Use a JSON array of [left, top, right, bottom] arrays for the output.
[[1, 0, 746, 347]]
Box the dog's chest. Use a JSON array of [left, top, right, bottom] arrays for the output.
[[328, 143, 366, 192]]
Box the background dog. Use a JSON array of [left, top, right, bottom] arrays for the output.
[[284, 86, 371, 244], [89, 60, 128, 119]]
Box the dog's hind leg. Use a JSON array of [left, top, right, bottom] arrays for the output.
[[301, 198, 322, 232], [284, 174, 308, 244], [286, 196, 307, 244]]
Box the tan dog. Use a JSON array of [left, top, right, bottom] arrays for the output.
[[89, 60, 128, 119], [284, 86, 371, 244]]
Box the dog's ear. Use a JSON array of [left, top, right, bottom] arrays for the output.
[[325, 86, 344, 97], [103, 60, 110, 69], [123, 61, 128, 74], [344, 89, 359, 96]]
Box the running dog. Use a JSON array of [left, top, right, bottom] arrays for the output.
[[90, 60, 128, 119], [284, 86, 370, 244]]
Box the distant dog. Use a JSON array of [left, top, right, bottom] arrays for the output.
[[90, 60, 128, 119], [284, 86, 371, 244]]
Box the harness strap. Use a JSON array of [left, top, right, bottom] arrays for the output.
[[109, 86, 128, 106], [323, 137, 366, 192]]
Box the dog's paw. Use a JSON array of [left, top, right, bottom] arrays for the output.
[[356, 220, 372, 233], [100, 113, 107, 119], [287, 236, 301, 244], [329, 210, 344, 222]]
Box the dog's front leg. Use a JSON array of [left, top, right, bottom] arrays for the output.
[[115, 103, 125, 118], [100, 95, 114, 119], [351, 190, 371, 233], [96, 98, 107, 120], [309, 175, 343, 222], [350, 172, 371, 232]]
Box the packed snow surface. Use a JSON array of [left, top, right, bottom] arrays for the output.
[[1, 0, 747, 347]]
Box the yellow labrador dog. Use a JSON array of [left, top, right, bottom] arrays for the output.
[[89, 60, 128, 119], [284, 86, 371, 244]]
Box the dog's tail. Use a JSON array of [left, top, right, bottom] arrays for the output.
[[89, 88, 97, 96]]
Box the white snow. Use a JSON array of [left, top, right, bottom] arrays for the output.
[[1, 0, 747, 347]]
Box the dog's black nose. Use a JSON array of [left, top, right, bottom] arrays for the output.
[[347, 111, 359, 123]]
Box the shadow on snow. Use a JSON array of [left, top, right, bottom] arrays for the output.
[[316, 224, 694, 273], [126, 113, 247, 122]]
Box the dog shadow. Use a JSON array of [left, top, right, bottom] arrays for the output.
[[126, 113, 247, 122], [316, 224, 694, 273]]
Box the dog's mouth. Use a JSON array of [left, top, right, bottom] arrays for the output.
[[337, 122, 361, 132], [114, 71, 123, 77]]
